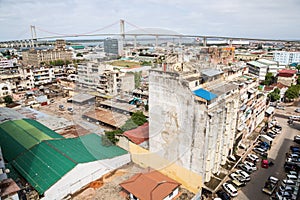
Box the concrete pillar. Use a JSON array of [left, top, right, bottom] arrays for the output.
[[119, 19, 125, 56], [134, 35, 137, 48], [203, 37, 207, 47], [155, 35, 159, 47]]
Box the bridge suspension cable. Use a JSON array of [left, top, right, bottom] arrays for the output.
[[34, 20, 120, 38]]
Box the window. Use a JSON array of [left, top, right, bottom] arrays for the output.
[[168, 191, 174, 198]]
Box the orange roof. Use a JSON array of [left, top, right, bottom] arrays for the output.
[[123, 122, 149, 144], [120, 170, 180, 200]]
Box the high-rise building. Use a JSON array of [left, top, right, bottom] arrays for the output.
[[104, 38, 119, 55]]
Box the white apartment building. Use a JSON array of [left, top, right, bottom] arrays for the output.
[[247, 58, 285, 80], [273, 51, 300, 65], [77, 62, 135, 96]]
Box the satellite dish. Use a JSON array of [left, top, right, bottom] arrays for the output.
[[4, 168, 10, 174]]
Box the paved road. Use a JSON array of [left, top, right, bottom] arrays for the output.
[[238, 116, 300, 200]]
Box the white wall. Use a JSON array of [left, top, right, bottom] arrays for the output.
[[42, 154, 130, 200], [163, 187, 179, 200]]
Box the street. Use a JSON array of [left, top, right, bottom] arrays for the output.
[[238, 115, 300, 200]]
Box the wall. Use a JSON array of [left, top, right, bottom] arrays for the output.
[[129, 142, 202, 194], [43, 154, 131, 200], [148, 70, 238, 184]]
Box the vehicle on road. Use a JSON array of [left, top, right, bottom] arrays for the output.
[[216, 190, 231, 200], [222, 183, 238, 197], [262, 176, 279, 195], [235, 170, 250, 182], [295, 108, 300, 113]]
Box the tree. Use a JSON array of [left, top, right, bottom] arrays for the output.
[[262, 72, 276, 86], [3, 95, 13, 104], [102, 129, 123, 146], [297, 75, 300, 85], [284, 85, 300, 101], [268, 88, 280, 102]]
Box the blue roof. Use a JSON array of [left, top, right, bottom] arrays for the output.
[[193, 88, 217, 101]]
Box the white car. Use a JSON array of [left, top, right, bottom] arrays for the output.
[[229, 172, 247, 183], [235, 170, 250, 182], [244, 161, 257, 171], [247, 154, 259, 163], [295, 108, 300, 113], [222, 183, 238, 197]]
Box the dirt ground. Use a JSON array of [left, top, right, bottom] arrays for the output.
[[72, 163, 146, 200]]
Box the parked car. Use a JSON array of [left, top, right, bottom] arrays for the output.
[[276, 191, 292, 200], [222, 183, 238, 197], [255, 144, 268, 151], [295, 108, 300, 113], [281, 179, 296, 188], [246, 154, 259, 163], [229, 172, 247, 183], [216, 190, 231, 200], [238, 163, 253, 174], [294, 135, 300, 143], [227, 179, 246, 188], [235, 170, 250, 182], [278, 185, 294, 193], [276, 105, 285, 110], [253, 147, 268, 157], [244, 161, 257, 171], [290, 146, 300, 153], [267, 131, 277, 139]]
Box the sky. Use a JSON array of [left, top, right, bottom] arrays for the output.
[[0, 0, 300, 41]]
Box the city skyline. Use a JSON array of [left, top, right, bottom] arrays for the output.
[[1, 0, 300, 41]]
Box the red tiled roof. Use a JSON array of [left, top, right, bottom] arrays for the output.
[[278, 69, 297, 77], [120, 170, 180, 200], [123, 122, 149, 145], [275, 82, 288, 89]]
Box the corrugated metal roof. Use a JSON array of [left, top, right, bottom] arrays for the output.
[[12, 142, 76, 194], [46, 134, 128, 163], [0, 119, 63, 161], [193, 88, 217, 101], [1, 119, 128, 195]]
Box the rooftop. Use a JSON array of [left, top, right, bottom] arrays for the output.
[[193, 88, 217, 101], [247, 61, 267, 68], [120, 170, 180, 200], [0, 119, 63, 161], [68, 93, 95, 104], [201, 68, 223, 77], [83, 107, 129, 128], [123, 122, 149, 145]]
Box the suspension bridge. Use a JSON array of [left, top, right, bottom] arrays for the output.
[[0, 19, 299, 48]]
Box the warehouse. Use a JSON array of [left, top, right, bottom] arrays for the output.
[[0, 119, 130, 200]]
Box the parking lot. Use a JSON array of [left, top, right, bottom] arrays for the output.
[[236, 116, 300, 200]]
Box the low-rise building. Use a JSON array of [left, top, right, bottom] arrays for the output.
[[277, 69, 298, 86], [120, 170, 181, 200]]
